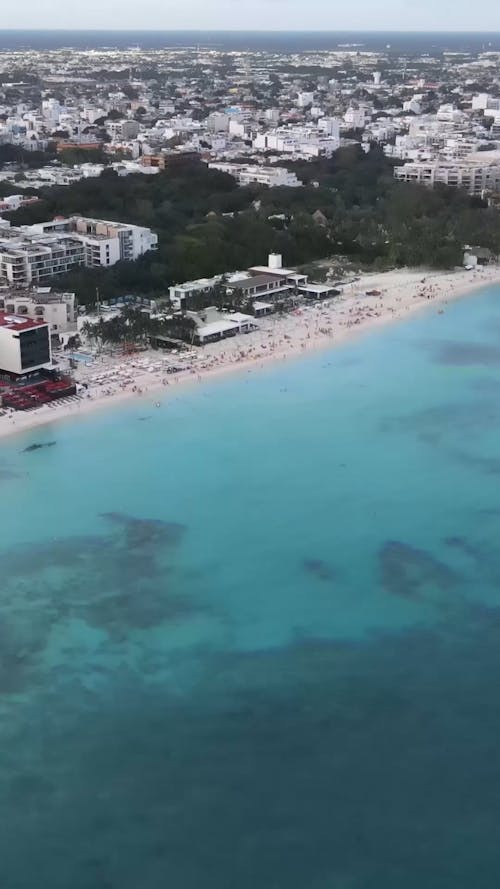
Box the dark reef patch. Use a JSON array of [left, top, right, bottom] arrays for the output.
[[443, 533, 500, 588], [380, 399, 500, 444], [379, 540, 458, 601], [0, 512, 194, 659], [84, 585, 203, 636], [0, 535, 111, 580], [0, 612, 49, 694], [443, 536, 484, 561], [431, 340, 500, 367], [302, 558, 337, 582], [449, 447, 500, 476], [100, 512, 186, 549]]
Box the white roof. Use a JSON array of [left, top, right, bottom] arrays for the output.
[[228, 312, 254, 322], [198, 320, 239, 337], [299, 283, 337, 294], [249, 265, 298, 276]]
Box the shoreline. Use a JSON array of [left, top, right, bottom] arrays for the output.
[[1, 265, 499, 443]]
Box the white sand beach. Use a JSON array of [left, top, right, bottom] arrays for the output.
[[1, 264, 499, 441]]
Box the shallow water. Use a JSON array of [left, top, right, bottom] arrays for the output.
[[2, 286, 500, 887]]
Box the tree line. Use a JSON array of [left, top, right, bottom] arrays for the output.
[[4, 146, 500, 306]]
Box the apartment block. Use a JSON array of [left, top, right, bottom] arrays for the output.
[[253, 126, 340, 157], [0, 233, 85, 286], [0, 217, 158, 287], [28, 217, 158, 265], [394, 161, 500, 195]]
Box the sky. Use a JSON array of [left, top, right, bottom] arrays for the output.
[[3, 0, 500, 32]]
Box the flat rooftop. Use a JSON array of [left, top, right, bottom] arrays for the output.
[[249, 265, 305, 277], [231, 273, 285, 290], [0, 312, 48, 331]]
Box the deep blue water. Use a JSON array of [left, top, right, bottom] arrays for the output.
[[2, 287, 500, 887], [1, 29, 500, 53]]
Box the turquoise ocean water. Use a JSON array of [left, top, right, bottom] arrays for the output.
[[2, 287, 500, 888]]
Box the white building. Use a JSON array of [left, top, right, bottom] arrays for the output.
[[0, 312, 51, 376], [472, 94, 500, 112], [169, 275, 222, 308], [441, 137, 486, 159], [297, 92, 315, 108], [0, 217, 158, 287], [27, 217, 158, 267], [228, 119, 246, 138], [264, 108, 280, 123], [81, 106, 107, 124], [253, 126, 339, 157], [0, 289, 77, 334], [318, 117, 341, 138], [208, 163, 302, 188], [436, 104, 466, 123], [0, 232, 85, 287], [206, 112, 230, 133], [408, 115, 454, 138], [365, 122, 397, 144], [403, 98, 422, 115], [169, 254, 308, 309], [0, 194, 40, 214], [344, 107, 366, 129], [42, 98, 62, 125], [186, 306, 258, 344], [394, 160, 500, 195]]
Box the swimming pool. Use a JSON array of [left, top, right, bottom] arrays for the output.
[[68, 352, 94, 363]]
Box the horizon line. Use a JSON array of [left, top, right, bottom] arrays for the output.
[[1, 27, 500, 34]]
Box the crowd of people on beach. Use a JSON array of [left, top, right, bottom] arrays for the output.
[[0, 265, 498, 437]]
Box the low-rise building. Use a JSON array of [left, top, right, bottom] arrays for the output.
[[186, 306, 258, 345], [394, 160, 500, 195], [169, 275, 222, 309], [208, 162, 302, 188], [0, 194, 40, 214], [169, 254, 313, 313], [472, 94, 500, 112], [0, 312, 51, 377], [296, 92, 315, 108], [0, 289, 77, 334], [253, 126, 340, 158], [344, 107, 367, 129], [141, 151, 201, 170]]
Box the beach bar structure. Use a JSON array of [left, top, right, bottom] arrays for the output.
[[1, 376, 76, 410], [169, 254, 309, 310], [186, 307, 258, 345], [297, 283, 342, 299]]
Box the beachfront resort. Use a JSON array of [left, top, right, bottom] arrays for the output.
[[0, 253, 498, 438]]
